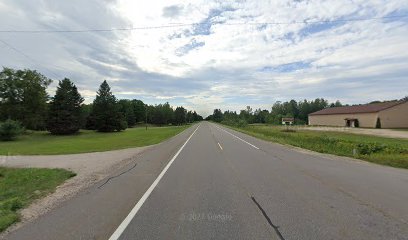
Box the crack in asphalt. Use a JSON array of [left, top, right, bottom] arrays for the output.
[[97, 162, 138, 189], [211, 123, 285, 239], [251, 196, 286, 240]]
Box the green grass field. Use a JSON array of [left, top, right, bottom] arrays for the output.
[[224, 124, 408, 169], [0, 167, 75, 232], [0, 126, 189, 155]]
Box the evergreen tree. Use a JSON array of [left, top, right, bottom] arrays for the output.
[[131, 99, 146, 123], [47, 78, 84, 134], [174, 106, 186, 125], [91, 80, 127, 132], [162, 102, 174, 125], [212, 109, 223, 122], [192, 111, 198, 122], [80, 103, 92, 129], [186, 110, 193, 123], [85, 110, 97, 130], [118, 99, 136, 127]]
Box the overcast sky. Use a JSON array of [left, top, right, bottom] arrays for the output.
[[0, 0, 407, 116]]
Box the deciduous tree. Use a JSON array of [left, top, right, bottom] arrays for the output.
[[0, 67, 51, 130]]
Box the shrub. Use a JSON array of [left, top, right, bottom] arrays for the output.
[[0, 120, 23, 141], [236, 119, 248, 128], [118, 119, 128, 131], [357, 143, 385, 155]]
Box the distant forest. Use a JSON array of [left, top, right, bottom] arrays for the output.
[[206, 97, 408, 126], [1, 67, 405, 132], [0, 67, 202, 134]]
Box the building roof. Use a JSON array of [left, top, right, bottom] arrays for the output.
[[309, 101, 404, 116]]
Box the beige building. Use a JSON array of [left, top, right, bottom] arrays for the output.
[[308, 101, 408, 128]]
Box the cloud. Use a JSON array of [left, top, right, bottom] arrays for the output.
[[175, 38, 205, 56], [0, 0, 407, 116], [162, 5, 184, 18]]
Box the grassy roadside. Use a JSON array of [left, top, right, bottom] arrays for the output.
[[0, 125, 189, 155], [222, 124, 408, 169], [0, 167, 75, 232]]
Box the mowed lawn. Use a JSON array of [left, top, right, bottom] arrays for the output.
[[225, 124, 408, 169], [0, 126, 189, 155], [0, 167, 75, 231]]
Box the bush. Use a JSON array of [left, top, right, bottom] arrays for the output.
[[236, 119, 248, 128], [118, 119, 128, 131], [357, 143, 385, 155], [0, 120, 23, 141]]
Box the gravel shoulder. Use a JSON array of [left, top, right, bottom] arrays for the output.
[[0, 146, 151, 236]]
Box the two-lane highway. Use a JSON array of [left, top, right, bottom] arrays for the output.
[[5, 122, 408, 240], [114, 122, 408, 240], [115, 122, 277, 239]]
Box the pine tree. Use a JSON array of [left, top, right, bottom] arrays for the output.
[[47, 78, 84, 134], [91, 80, 127, 132]]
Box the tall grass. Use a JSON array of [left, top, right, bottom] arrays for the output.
[[228, 125, 408, 169]]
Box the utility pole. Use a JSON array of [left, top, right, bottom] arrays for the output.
[[145, 104, 148, 130]]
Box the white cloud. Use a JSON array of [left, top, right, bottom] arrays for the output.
[[0, 0, 407, 116]]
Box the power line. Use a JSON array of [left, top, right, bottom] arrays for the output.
[[237, 15, 408, 25], [0, 15, 406, 34], [0, 14, 405, 79], [0, 38, 61, 78], [0, 39, 38, 63]]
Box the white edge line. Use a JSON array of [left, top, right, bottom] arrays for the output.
[[214, 124, 260, 150], [108, 124, 201, 240]]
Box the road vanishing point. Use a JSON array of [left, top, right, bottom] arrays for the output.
[[5, 122, 408, 240]]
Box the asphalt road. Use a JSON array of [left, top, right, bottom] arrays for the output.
[[4, 122, 408, 240]]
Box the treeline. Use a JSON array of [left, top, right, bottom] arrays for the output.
[[0, 67, 202, 137], [206, 98, 343, 126]]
